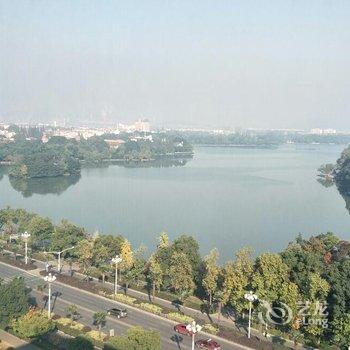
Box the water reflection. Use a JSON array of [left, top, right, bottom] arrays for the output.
[[317, 177, 334, 188], [111, 157, 191, 168], [3, 157, 191, 197], [0, 166, 6, 181], [9, 175, 81, 197]]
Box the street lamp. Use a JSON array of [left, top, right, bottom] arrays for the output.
[[43, 273, 56, 318], [21, 232, 31, 265], [186, 320, 202, 350], [111, 255, 122, 295], [244, 290, 258, 339], [44, 246, 75, 273]]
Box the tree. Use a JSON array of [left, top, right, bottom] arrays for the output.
[[332, 313, 350, 348], [252, 253, 299, 329], [120, 239, 133, 271], [172, 235, 201, 275], [106, 326, 161, 350], [76, 238, 94, 275], [123, 258, 144, 295], [65, 304, 79, 325], [93, 240, 116, 283], [169, 251, 195, 301], [51, 220, 85, 252], [147, 255, 163, 301], [93, 312, 107, 336], [226, 248, 254, 316], [0, 277, 30, 327], [68, 336, 94, 350], [302, 273, 330, 345], [157, 232, 169, 249], [27, 216, 53, 248], [202, 248, 219, 306], [12, 308, 55, 338]]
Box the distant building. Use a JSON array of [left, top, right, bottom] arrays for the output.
[[310, 128, 337, 135], [134, 119, 150, 132], [104, 139, 125, 149]]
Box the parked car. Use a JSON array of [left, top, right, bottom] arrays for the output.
[[195, 339, 221, 350], [107, 308, 127, 318], [174, 324, 193, 336]]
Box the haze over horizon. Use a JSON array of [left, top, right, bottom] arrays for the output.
[[1, 0, 349, 130]]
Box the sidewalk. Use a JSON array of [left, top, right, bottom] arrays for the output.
[[0, 330, 41, 350]]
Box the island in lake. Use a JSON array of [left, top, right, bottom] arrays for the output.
[[0, 130, 193, 179]]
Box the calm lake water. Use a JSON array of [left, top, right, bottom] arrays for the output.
[[0, 144, 349, 262]]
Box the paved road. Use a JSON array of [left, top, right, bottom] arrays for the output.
[[0, 262, 250, 350]]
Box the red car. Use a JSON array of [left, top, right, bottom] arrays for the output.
[[195, 338, 221, 350], [174, 324, 193, 336]]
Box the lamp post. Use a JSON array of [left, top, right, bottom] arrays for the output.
[[186, 320, 202, 350], [44, 273, 56, 318], [244, 290, 258, 339], [21, 232, 31, 265], [111, 255, 122, 295], [44, 246, 75, 273]]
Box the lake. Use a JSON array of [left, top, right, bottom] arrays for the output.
[[0, 144, 349, 262]]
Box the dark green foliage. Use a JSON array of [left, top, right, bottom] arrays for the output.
[[51, 220, 85, 252], [67, 336, 94, 350], [0, 277, 30, 327], [109, 133, 193, 161], [335, 146, 350, 195]]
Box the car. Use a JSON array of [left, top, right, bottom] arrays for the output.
[[107, 308, 127, 318], [174, 323, 193, 336], [195, 338, 221, 350]]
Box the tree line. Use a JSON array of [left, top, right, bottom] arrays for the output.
[[1, 207, 350, 348], [0, 131, 193, 179]]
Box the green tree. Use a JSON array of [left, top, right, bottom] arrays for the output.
[[172, 235, 201, 276], [226, 248, 254, 316], [332, 313, 350, 348], [65, 304, 79, 325], [76, 238, 94, 275], [12, 308, 55, 338], [157, 232, 169, 249], [68, 336, 94, 350], [202, 248, 219, 306], [252, 253, 299, 328], [169, 251, 195, 301], [105, 326, 161, 350], [27, 216, 53, 248], [93, 312, 107, 336], [51, 220, 85, 252], [147, 255, 163, 301], [120, 239, 133, 271], [0, 277, 30, 327]]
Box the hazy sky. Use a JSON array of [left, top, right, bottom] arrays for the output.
[[1, 1, 350, 129]]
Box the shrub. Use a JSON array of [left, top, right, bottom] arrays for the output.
[[167, 312, 194, 323], [113, 293, 137, 305], [67, 335, 94, 350], [86, 330, 107, 342], [70, 322, 85, 331], [138, 303, 163, 315], [105, 327, 161, 350], [202, 323, 219, 335], [12, 309, 55, 338], [56, 317, 72, 326]]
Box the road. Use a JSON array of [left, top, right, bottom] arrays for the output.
[[0, 262, 250, 350]]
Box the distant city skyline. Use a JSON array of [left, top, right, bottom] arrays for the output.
[[1, 1, 350, 130]]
